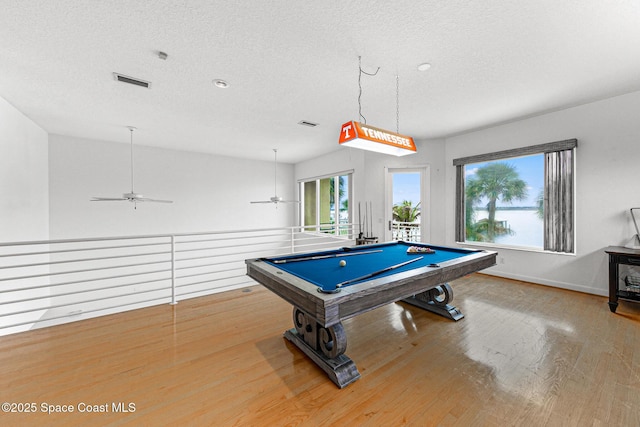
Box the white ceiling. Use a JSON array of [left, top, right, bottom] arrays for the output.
[[2, 1, 640, 163]]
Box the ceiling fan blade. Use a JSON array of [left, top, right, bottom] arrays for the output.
[[250, 199, 300, 204], [91, 197, 128, 201], [136, 198, 173, 203], [121, 192, 173, 203], [91, 195, 172, 203]]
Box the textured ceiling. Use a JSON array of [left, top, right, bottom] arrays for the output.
[[2, 1, 640, 163]]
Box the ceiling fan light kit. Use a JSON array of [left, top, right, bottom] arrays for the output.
[[91, 127, 173, 208]]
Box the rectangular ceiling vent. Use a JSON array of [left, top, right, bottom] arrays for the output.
[[298, 120, 319, 127], [113, 73, 151, 88]]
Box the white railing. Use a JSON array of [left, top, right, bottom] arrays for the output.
[[0, 225, 356, 336], [391, 221, 421, 242], [300, 221, 353, 237]]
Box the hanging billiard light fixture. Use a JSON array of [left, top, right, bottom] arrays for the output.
[[338, 57, 416, 156]]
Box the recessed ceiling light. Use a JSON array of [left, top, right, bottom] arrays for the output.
[[417, 63, 432, 71], [213, 79, 229, 88]]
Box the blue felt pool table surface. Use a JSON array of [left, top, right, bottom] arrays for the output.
[[264, 241, 481, 292]]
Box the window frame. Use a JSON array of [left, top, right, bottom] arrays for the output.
[[299, 171, 353, 236], [453, 139, 577, 254]]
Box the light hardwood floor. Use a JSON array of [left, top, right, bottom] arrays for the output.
[[1, 274, 639, 426]]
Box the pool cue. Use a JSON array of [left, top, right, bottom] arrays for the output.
[[273, 249, 383, 264], [363, 206, 367, 240], [364, 202, 369, 240], [335, 256, 424, 288], [369, 201, 371, 237], [358, 202, 362, 238], [369, 201, 373, 238]]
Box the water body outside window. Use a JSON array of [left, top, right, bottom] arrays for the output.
[[464, 154, 544, 248]]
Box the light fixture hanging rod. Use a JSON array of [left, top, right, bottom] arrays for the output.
[[396, 74, 400, 134], [273, 148, 278, 196], [127, 126, 137, 193]]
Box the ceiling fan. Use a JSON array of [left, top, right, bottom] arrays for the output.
[[250, 149, 299, 205], [91, 126, 173, 208]]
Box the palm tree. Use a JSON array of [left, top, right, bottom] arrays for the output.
[[536, 189, 544, 220], [329, 176, 345, 206], [465, 162, 527, 241], [393, 200, 421, 222], [327, 176, 347, 225], [329, 177, 347, 214], [393, 200, 421, 240], [465, 192, 486, 242]]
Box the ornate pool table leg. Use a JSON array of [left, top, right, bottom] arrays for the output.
[[283, 308, 361, 388], [402, 283, 464, 321]]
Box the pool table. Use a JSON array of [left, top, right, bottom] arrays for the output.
[[245, 241, 497, 388]]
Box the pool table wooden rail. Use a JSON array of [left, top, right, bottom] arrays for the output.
[[245, 248, 497, 328]]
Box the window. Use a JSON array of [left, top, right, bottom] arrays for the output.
[[454, 139, 576, 253], [464, 154, 544, 248], [300, 173, 352, 236]]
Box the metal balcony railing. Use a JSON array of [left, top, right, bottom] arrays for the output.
[[0, 225, 356, 336], [391, 221, 421, 242]]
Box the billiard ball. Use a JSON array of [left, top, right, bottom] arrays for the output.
[[339, 260, 347, 267]]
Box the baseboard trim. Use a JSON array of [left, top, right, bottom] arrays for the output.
[[477, 271, 608, 297]]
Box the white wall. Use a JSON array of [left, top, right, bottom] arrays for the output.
[[0, 96, 50, 334], [294, 139, 447, 244], [48, 134, 296, 239], [0, 97, 49, 241], [361, 139, 447, 244], [445, 90, 640, 296]]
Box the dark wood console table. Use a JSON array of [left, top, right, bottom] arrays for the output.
[[605, 246, 640, 312]]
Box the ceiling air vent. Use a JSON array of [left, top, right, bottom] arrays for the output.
[[298, 120, 319, 127], [113, 73, 151, 88]]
